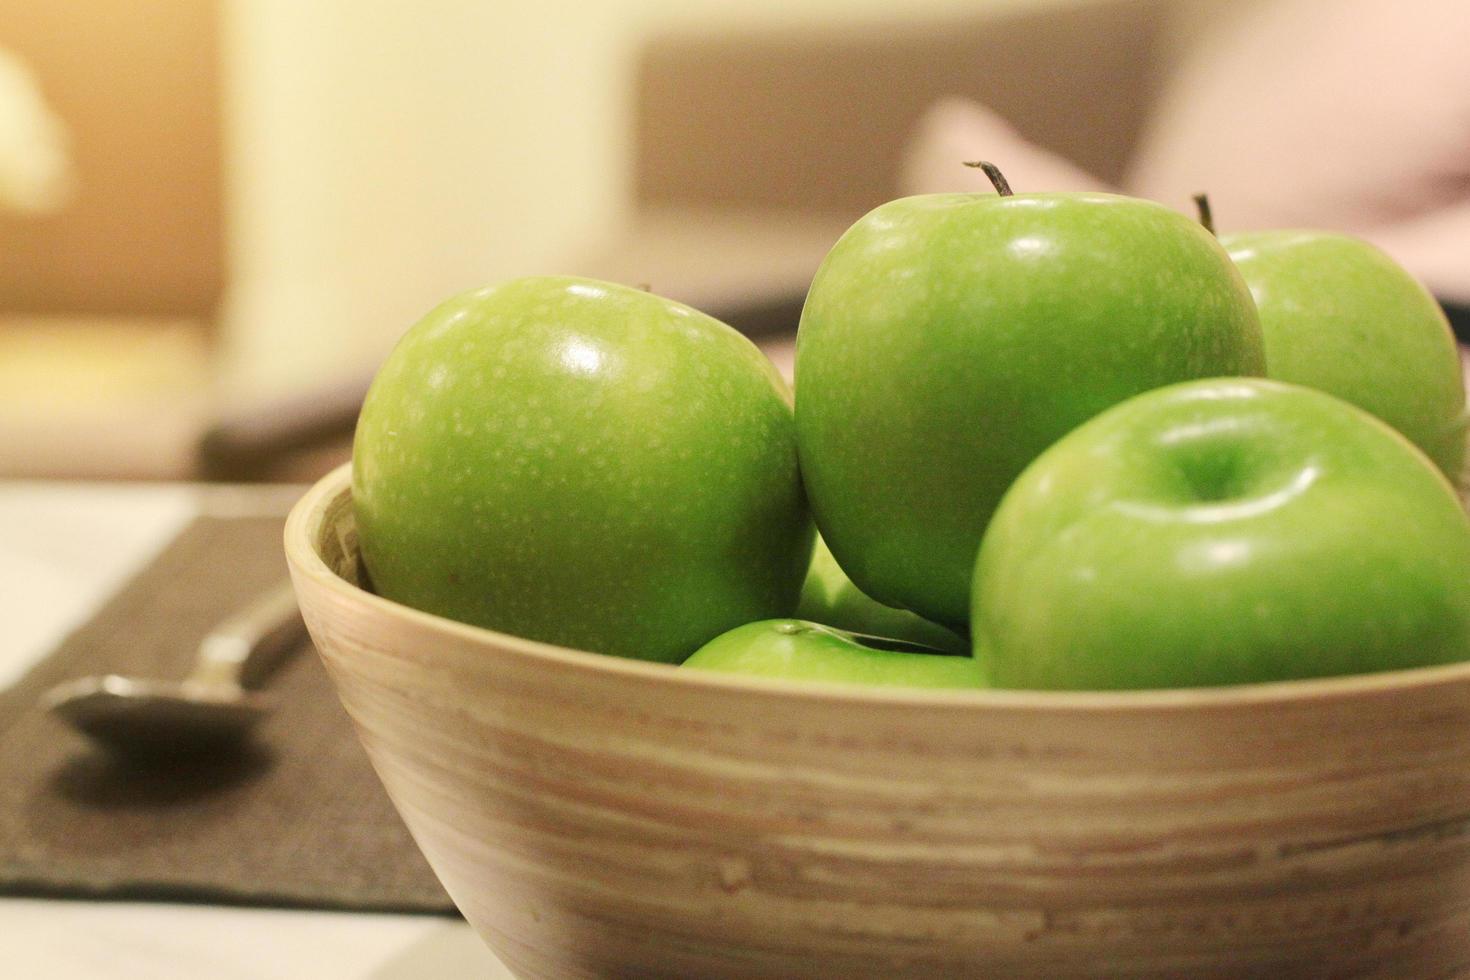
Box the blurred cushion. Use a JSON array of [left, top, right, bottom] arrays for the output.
[[1125, 0, 1470, 301]]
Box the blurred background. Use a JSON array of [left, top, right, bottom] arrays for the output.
[[3, 0, 1462, 484]]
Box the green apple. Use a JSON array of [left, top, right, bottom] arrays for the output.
[[352, 276, 813, 663], [972, 377, 1470, 691], [796, 169, 1265, 627], [682, 619, 987, 689], [795, 535, 968, 654], [1223, 230, 1467, 483]]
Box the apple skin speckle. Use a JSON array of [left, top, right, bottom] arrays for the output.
[[796, 191, 1263, 626], [973, 378, 1470, 689], [352, 275, 813, 664]]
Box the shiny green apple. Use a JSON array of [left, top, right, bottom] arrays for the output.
[[353, 276, 813, 663], [1223, 230, 1468, 483], [795, 535, 968, 654], [682, 619, 987, 689], [797, 175, 1265, 627], [973, 378, 1470, 690]]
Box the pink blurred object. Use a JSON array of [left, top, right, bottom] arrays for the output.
[[905, 0, 1470, 304]]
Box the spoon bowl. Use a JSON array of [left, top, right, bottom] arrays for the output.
[[43, 582, 303, 751], [43, 674, 272, 748]]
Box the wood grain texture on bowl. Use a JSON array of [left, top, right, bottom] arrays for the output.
[[287, 464, 1470, 979]]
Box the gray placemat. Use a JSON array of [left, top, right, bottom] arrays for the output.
[[0, 514, 455, 914]]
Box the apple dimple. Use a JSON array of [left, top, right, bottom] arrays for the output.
[[1138, 409, 1311, 514], [974, 377, 1470, 690], [1170, 441, 1251, 504]]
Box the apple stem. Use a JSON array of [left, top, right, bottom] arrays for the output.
[[964, 160, 1013, 197], [1193, 193, 1216, 236]]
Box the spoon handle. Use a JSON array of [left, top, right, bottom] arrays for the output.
[[187, 581, 306, 691]]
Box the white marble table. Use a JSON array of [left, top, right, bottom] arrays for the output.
[[0, 480, 509, 979]]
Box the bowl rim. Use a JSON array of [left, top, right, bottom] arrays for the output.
[[286, 461, 1470, 714]]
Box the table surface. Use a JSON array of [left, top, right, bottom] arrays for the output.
[[0, 480, 510, 979]]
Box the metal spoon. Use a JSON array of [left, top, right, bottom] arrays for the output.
[[42, 581, 305, 750]]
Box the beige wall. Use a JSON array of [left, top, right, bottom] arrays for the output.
[[216, 0, 1113, 397], [218, 2, 636, 396]]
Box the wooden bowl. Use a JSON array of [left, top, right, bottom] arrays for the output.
[[286, 463, 1470, 978]]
